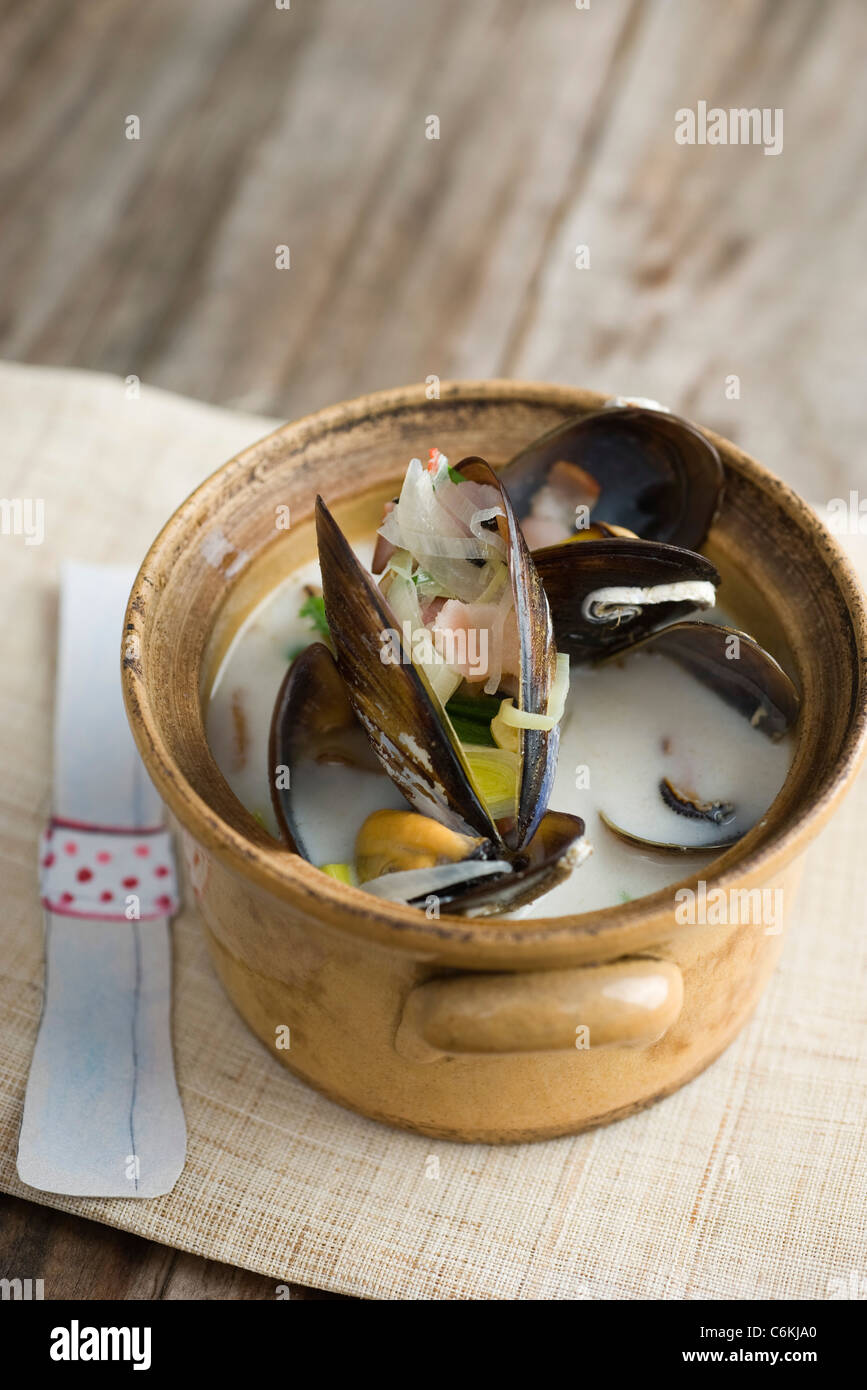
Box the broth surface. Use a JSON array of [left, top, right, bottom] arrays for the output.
[[205, 541, 793, 915]]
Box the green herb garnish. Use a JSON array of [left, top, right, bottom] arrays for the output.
[[447, 466, 465, 485], [299, 592, 330, 639]]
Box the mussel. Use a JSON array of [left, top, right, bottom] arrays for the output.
[[500, 405, 724, 551], [610, 620, 800, 739], [533, 538, 721, 659], [269, 641, 401, 858], [597, 809, 740, 857], [597, 619, 800, 854], [270, 449, 588, 912], [356, 808, 588, 916]]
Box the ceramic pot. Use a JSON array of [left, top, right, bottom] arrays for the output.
[[122, 382, 867, 1142]]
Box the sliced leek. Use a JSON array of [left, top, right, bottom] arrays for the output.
[[319, 863, 358, 886], [494, 652, 571, 734], [463, 745, 519, 820]]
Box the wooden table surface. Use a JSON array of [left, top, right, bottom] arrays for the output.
[[1, 0, 864, 1299]]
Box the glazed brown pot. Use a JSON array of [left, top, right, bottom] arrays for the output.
[[122, 382, 867, 1143]]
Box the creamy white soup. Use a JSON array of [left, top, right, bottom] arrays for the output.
[[205, 541, 793, 916]]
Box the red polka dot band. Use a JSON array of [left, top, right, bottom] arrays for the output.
[[40, 820, 179, 921]]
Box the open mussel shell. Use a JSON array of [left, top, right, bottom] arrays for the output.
[[454, 456, 559, 848], [365, 809, 589, 915], [614, 619, 800, 739], [268, 632, 587, 913], [533, 538, 721, 660], [449, 809, 589, 915], [501, 407, 724, 551], [596, 622, 797, 855], [315, 497, 500, 843], [598, 809, 739, 856], [269, 641, 387, 855]]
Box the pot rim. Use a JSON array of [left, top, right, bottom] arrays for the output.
[[122, 379, 867, 968]]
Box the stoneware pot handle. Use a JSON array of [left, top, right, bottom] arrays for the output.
[[395, 957, 683, 1062]]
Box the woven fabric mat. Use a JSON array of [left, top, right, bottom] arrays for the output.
[[1, 361, 865, 1301]]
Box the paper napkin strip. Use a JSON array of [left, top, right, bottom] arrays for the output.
[[17, 563, 186, 1198]]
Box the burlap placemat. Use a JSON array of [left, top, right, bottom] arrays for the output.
[[1, 361, 864, 1300]]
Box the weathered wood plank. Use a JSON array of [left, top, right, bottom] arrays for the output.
[[505, 0, 867, 499], [153, 0, 640, 412], [2, 1, 863, 500], [0, 1193, 349, 1299], [0, 0, 640, 414]]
